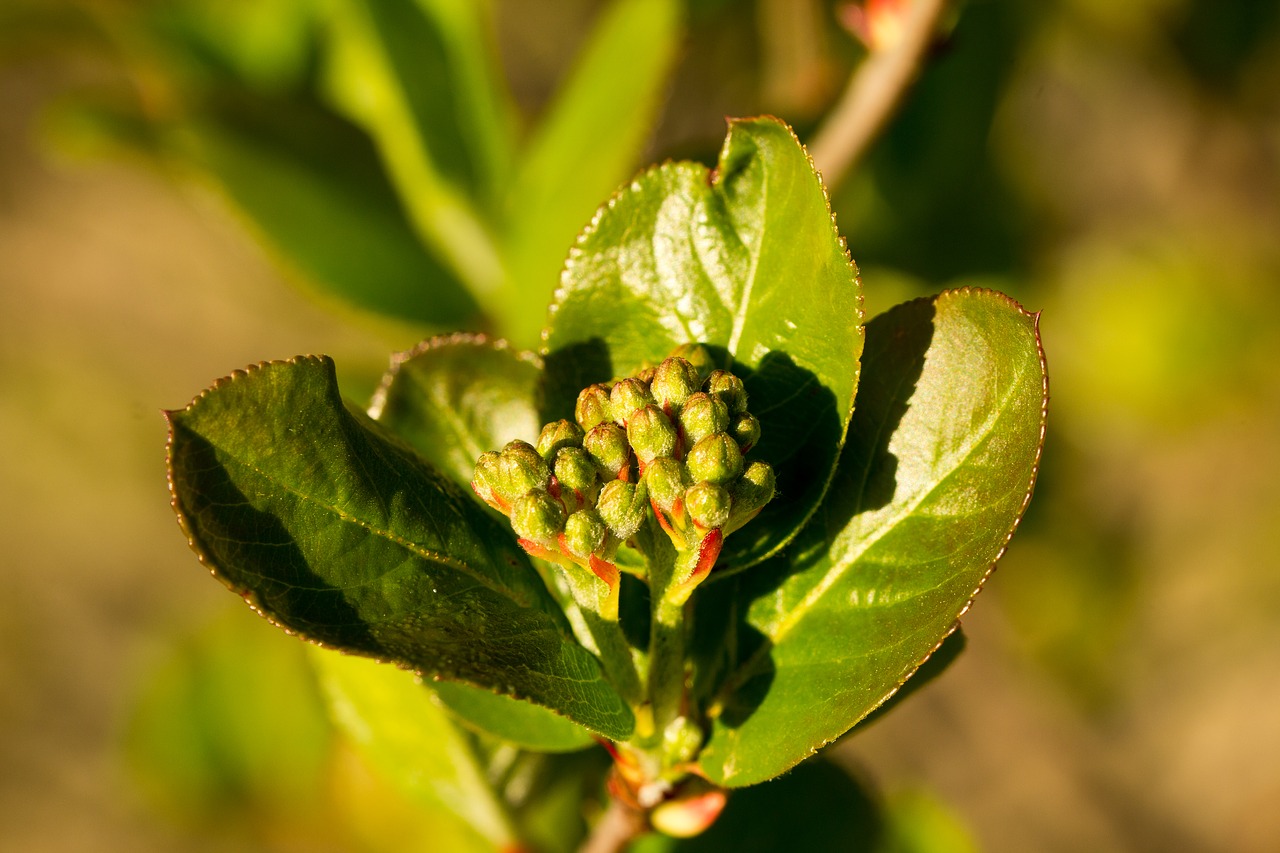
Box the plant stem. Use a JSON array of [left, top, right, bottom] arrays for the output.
[[808, 0, 951, 191], [584, 609, 645, 709], [579, 796, 647, 853], [644, 534, 686, 742]]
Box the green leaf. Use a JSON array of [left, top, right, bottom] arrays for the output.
[[697, 288, 1048, 787], [321, 0, 510, 302], [543, 117, 863, 569], [167, 355, 634, 741], [176, 95, 480, 326], [433, 680, 595, 753], [310, 648, 513, 850], [500, 0, 683, 346], [370, 334, 542, 489]]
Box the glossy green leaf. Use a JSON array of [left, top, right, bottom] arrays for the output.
[[177, 96, 480, 326], [370, 334, 542, 489], [500, 0, 682, 346], [543, 116, 863, 569], [167, 356, 634, 741], [310, 648, 513, 850], [321, 0, 509, 302], [697, 289, 1048, 786], [433, 680, 595, 753]]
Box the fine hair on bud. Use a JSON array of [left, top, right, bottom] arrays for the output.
[[583, 422, 630, 478], [679, 392, 730, 447], [609, 378, 654, 424], [668, 343, 716, 385], [651, 357, 701, 410], [563, 509, 607, 559], [707, 370, 748, 414], [644, 456, 688, 513], [498, 440, 550, 498], [597, 479, 647, 540], [553, 446, 598, 493], [627, 404, 677, 464], [731, 460, 776, 518], [511, 491, 566, 545], [730, 412, 761, 452], [685, 481, 731, 529], [575, 383, 613, 430], [686, 433, 744, 485], [537, 419, 584, 459]]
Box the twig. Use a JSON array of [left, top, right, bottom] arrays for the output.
[[809, 0, 951, 191], [578, 796, 648, 853]]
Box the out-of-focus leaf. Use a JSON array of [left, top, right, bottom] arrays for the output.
[[543, 116, 863, 570], [124, 608, 332, 824], [310, 649, 512, 850], [320, 0, 509, 300], [167, 356, 634, 740], [370, 334, 542, 488], [500, 0, 683, 346], [697, 289, 1048, 787], [433, 680, 595, 753], [632, 758, 882, 853], [176, 95, 480, 326], [877, 788, 980, 853]]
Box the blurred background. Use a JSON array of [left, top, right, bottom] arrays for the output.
[[2, 0, 1278, 850]]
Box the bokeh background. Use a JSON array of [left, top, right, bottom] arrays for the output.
[[2, 0, 1279, 850]]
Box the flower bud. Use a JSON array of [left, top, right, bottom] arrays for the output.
[[610, 377, 653, 424], [678, 392, 730, 447], [510, 491, 565, 546], [644, 456, 688, 514], [686, 434, 744, 485], [651, 357, 701, 410], [497, 440, 549, 499], [729, 412, 761, 452], [730, 460, 776, 523], [536, 419, 584, 459], [597, 479, 648, 540], [553, 446, 597, 494], [583, 422, 630, 478], [627, 405, 677, 464], [650, 779, 727, 839], [472, 451, 503, 505], [668, 343, 716, 385], [685, 481, 731, 530], [563, 509, 607, 559], [707, 370, 748, 414], [574, 383, 613, 430]]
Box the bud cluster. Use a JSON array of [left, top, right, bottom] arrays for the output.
[[472, 345, 775, 609]]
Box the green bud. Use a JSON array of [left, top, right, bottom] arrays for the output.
[[686, 434, 744, 485], [730, 460, 776, 519], [583, 422, 630, 478], [644, 456, 688, 513], [597, 479, 648, 540], [729, 412, 761, 452], [472, 451, 503, 504], [610, 377, 653, 424], [685, 481, 731, 529], [668, 343, 716, 385], [497, 440, 549, 499], [563, 509, 607, 559], [678, 392, 730, 447], [627, 405, 678, 464], [510, 491, 565, 545], [707, 370, 748, 414], [574, 383, 613, 430], [651, 357, 701, 410], [553, 446, 598, 494], [536, 419, 584, 459]]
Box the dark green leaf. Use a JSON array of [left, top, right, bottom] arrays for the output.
[[177, 96, 480, 326], [167, 356, 634, 741], [543, 117, 863, 569], [370, 334, 542, 489], [697, 289, 1047, 786], [433, 681, 595, 753], [310, 649, 514, 850], [500, 0, 683, 346]]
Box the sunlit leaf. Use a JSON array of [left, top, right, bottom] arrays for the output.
[[167, 356, 634, 740], [697, 289, 1047, 786]]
